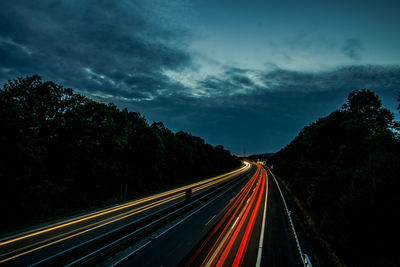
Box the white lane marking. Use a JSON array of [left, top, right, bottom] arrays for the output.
[[205, 215, 217, 226], [110, 240, 152, 267], [256, 170, 268, 267]]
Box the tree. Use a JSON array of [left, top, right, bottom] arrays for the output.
[[342, 89, 395, 130], [271, 89, 400, 266]]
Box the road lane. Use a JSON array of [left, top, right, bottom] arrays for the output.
[[0, 162, 251, 266], [259, 167, 304, 267]]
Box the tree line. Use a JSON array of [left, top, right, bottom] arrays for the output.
[[269, 89, 400, 266], [0, 76, 240, 231]]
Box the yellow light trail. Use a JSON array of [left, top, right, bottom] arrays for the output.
[[0, 162, 250, 247], [0, 193, 184, 264], [0, 192, 184, 260], [0, 162, 251, 264]]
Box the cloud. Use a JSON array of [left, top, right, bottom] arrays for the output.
[[116, 64, 400, 154], [198, 67, 259, 97], [0, 0, 192, 100], [341, 38, 363, 60], [196, 65, 400, 98], [260, 64, 400, 94]]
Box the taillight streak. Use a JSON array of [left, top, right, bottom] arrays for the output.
[[216, 167, 264, 266], [232, 168, 266, 266], [185, 164, 260, 267], [201, 165, 261, 266], [186, 163, 268, 267]]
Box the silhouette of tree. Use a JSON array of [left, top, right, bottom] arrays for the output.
[[342, 89, 395, 129], [270, 89, 400, 266], [0, 76, 240, 231]]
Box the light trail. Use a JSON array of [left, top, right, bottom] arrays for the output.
[[0, 162, 251, 264], [0, 162, 250, 247], [233, 169, 266, 266], [256, 169, 269, 267], [200, 165, 260, 266], [216, 168, 263, 266], [205, 167, 260, 266], [0, 193, 185, 264], [0, 192, 184, 260], [187, 163, 268, 266], [185, 165, 259, 267]]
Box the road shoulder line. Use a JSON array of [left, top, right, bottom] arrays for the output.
[[256, 168, 268, 267]]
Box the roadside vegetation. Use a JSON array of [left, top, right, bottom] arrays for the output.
[[0, 76, 240, 231], [269, 89, 400, 266]]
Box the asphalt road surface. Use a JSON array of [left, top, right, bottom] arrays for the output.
[[260, 167, 304, 267]]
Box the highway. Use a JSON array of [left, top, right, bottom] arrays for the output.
[[112, 164, 305, 267], [0, 162, 251, 266], [0, 162, 308, 266]]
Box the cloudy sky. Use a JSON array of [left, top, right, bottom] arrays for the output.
[[1, 0, 399, 154]]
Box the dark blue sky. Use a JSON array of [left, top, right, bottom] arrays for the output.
[[1, 0, 399, 154]]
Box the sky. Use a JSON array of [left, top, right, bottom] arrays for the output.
[[0, 0, 399, 155]]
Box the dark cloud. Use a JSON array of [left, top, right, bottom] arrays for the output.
[[341, 38, 363, 60], [0, 0, 192, 99], [258, 65, 400, 93], [199, 65, 400, 97], [199, 67, 257, 97], [108, 64, 400, 154]]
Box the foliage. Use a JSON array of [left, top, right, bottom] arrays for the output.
[[0, 76, 240, 230], [269, 89, 400, 266]]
